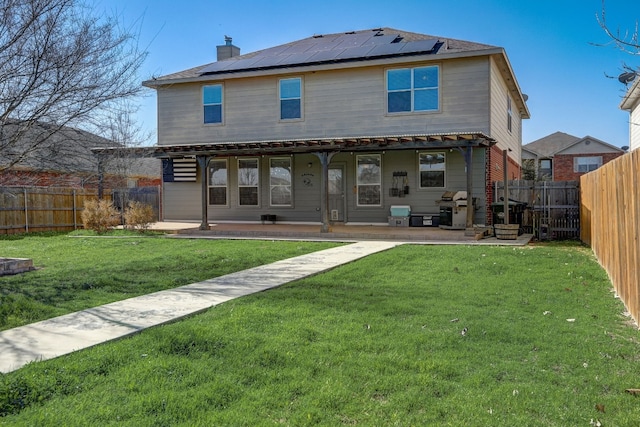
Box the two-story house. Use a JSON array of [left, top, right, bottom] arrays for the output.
[[142, 28, 529, 230]]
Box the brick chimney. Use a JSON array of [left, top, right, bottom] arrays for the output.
[[216, 36, 240, 61]]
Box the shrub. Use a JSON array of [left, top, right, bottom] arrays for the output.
[[123, 201, 155, 232], [81, 199, 120, 234]]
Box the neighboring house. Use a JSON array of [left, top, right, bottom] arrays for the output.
[[141, 28, 530, 229], [620, 76, 640, 152], [522, 131, 625, 181], [0, 121, 160, 189]]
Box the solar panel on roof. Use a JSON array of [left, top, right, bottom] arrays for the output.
[[366, 42, 406, 57], [277, 51, 317, 66], [308, 48, 346, 62], [260, 45, 290, 56], [199, 60, 235, 74], [335, 44, 376, 61], [400, 39, 439, 54], [366, 34, 399, 46], [246, 55, 282, 69], [221, 56, 265, 71], [199, 33, 441, 75], [334, 33, 374, 48], [280, 41, 317, 54]]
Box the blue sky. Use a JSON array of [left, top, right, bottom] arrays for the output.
[[98, 0, 640, 147]]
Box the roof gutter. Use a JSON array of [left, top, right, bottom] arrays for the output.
[[620, 77, 640, 111]]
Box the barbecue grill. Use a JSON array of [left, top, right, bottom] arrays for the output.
[[437, 190, 469, 230]]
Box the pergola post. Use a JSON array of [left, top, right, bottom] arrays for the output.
[[97, 157, 104, 200], [196, 155, 211, 230], [314, 151, 337, 233], [463, 146, 474, 230]]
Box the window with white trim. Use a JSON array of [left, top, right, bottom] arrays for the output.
[[203, 84, 223, 124], [419, 152, 446, 188], [387, 66, 439, 113], [238, 158, 259, 206], [574, 156, 602, 173], [356, 154, 381, 206], [279, 77, 302, 120], [208, 159, 228, 205], [270, 157, 292, 206]]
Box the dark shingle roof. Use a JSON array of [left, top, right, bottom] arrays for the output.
[[523, 132, 581, 157], [1, 121, 159, 177], [147, 27, 499, 84]]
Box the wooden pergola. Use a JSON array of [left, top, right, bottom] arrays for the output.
[[92, 132, 497, 232]]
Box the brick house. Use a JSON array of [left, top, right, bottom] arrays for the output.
[[0, 122, 160, 189], [522, 131, 625, 181]]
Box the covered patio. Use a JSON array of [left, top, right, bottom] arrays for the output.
[[94, 131, 497, 233], [149, 221, 533, 245]]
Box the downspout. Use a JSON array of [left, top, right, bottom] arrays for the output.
[[503, 149, 509, 225]]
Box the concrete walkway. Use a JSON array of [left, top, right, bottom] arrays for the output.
[[0, 241, 400, 373]]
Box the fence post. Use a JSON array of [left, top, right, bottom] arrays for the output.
[[23, 187, 29, 233], [73, 189, 77, 230]]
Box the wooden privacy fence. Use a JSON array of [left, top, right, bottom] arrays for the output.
[[112, 187, 161, 222], [580, 150, 640, 325], [0, 187, 112, 234], [493, 180, 580, 240]]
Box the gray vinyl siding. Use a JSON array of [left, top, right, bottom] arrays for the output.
[[630, 106, 640, 151], [489, 57, 522, 163], [156, 58, 492, 146], [162, 150, 488, 224]]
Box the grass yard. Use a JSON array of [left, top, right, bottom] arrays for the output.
[[0, 233, 341, 331], [1, 236, 639, 426]]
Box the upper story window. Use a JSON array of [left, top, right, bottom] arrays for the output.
[[270, 157, 292, 206], [208, 159, 228, 206], [387, 66, 439, 113], [238, 158, 259, 206], [203, 84, 223, 124], [279, 77, 302, 120], [507, 96, 513, 133], [574, 156, 602, 173], [418, 152, 446, 188], [356, 154, 381, 206]]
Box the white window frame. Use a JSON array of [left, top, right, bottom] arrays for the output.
[[269, 157, 292, 207], [238, 158, 260, 206], [208, 159, 228, 206], [203, 84, 223, 125], [279, 77, 303, 121], [574, 156, 602, 173], [356, 154, 382, 207], [418, 152, 446, 189], [386, 65, 440, 114]]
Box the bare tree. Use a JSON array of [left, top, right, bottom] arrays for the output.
[[597, 0, 640, 55], [97, 99, 154, 181], [0, 0, 148, 173]]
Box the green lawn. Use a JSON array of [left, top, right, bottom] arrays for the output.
[[1, 236, 639, 426], [0, 233, 341, 330]]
